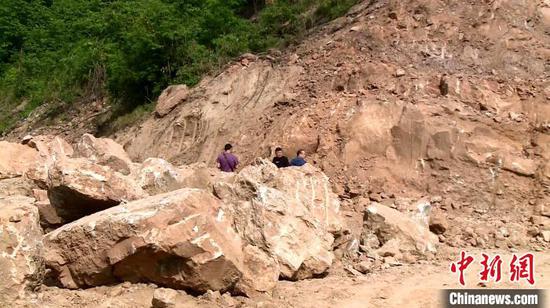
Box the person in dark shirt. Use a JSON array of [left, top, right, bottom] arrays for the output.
[[272, 147, 290, 168], [290, 149, 307, 167], [216, 143, 239, 172]]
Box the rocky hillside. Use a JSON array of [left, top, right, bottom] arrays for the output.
[[113, 0, 549, 249]]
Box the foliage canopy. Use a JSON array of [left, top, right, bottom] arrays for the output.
[[0, 0, 357, 132]]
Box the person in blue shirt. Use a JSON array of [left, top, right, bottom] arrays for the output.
[[290, 149, 307, 167]]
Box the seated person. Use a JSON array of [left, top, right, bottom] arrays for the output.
[[290, 149, 307, 167], [272, 147, 290, 168]]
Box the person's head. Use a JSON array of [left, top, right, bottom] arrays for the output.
[[297, 149, 306, 158], [275, 147, 283, 157], [224, 143, 233, 152]]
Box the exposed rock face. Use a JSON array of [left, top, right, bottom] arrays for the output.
[[361, 202, 438, 260], [155, 84, 189, 117], [119, 62, 304, 164], [44, 189, 244, 292], [0, 196, 45, 302], [75, 133, 133, 175], [214, 159, 343, 280], [0, 141, 39, 179], [44, 158, 147, 223]]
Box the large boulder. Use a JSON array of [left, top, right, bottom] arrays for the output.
[[361, 202, 438, 260], [154, 84, 189, 117], [20, 135, 76, 190], [0, 196, 45, 302], [135, 158, 230, 195], [0, 141, 39, 179], [214, 159, 343, 280], [43, 157, 147, 223], [75, 133, 133, 175], [43, 189, 244, 292], [43, 161, 344, 296]]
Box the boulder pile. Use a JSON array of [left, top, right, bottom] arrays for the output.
[[0, 134, 354, 299], [0, 134, 444, 301]]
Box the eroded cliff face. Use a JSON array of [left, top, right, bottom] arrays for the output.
[[117, 60, 305, 164], [115, 0, 549, 217]]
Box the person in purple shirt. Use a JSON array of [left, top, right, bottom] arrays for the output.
[[216, 143, 239, 172]]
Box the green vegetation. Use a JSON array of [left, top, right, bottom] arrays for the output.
[[0, 0, 358, 133]]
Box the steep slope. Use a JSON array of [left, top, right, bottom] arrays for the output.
[[115, 0, 550, 249]]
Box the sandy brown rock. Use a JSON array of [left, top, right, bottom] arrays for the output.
[[429, 212, 448, 235], [43, 161, 344, 296], [44, 189, 244, 292], [0, 141, 39, 180], [152, 288, 178, 308], [75, 133, 133, 175], [0, 196, 45, 302], [45, 157, 147, 223], [134, 158, 182, 194], [235, 245, 279, 296], [134, 158, 226, 195], [25, 135, 74, 159], [155, 84, 189, 117], [32, 189, 63, 230], [119, 61, 303, 164], [0, 177, 35, 197], [214, 159, 343, 280], [362, 202, 438, 259], [501, 156, 538, 177]]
